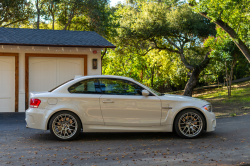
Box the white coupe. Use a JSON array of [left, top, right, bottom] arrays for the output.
[[26, 75, 216, 140]]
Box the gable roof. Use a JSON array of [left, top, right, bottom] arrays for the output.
[[0, 28, 115, 48]]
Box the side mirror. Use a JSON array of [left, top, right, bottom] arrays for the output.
[[142, 90, 149, 96]]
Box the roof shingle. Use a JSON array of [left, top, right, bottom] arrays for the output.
[[0, 28, 115, 48]]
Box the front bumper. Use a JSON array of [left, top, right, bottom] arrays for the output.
[[203, 110, 216, 132], [25, 108, 48, 130]]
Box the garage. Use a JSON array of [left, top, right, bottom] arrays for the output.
[[29, 57, 85, 92], [0, 27, 115, 112]]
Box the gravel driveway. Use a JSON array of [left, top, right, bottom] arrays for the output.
[[0, 113, 250, 166]]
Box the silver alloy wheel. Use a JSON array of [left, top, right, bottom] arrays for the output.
[[52, 114, 78, 139], [178, 112, 203, 137]]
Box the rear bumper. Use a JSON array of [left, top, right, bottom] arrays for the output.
[[25, 108, 47, 130]]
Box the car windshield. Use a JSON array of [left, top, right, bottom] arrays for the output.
[[136, 81, 164, 96], [147, 86, 164, 96]]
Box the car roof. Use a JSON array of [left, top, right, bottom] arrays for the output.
[[74, 75, 134, 81]]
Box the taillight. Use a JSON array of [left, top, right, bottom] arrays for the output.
[[30, 98, 41, 108]]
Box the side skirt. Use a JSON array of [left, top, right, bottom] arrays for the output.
[[82, 125, 173, 132]]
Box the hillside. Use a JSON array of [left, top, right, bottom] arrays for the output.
[[196, 80, 250, 118]]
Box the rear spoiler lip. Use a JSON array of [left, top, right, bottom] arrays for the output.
[[29, 91, 49, 103]]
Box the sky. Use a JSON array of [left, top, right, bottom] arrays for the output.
[[110, 0, 125, 6]]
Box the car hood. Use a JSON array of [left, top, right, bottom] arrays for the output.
[[159, 94, 209, 105]]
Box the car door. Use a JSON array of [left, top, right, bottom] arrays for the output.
[[68, 78, 104, 125], [99, 78, 161, 127]]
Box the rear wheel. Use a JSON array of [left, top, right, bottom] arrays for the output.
[[49, 111, 81, 141], [174, 109, 205, 138]]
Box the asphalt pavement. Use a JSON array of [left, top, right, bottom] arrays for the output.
[[0, 113, 250, 166]]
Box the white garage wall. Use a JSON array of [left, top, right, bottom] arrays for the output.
[[0, 45, 103, 112]]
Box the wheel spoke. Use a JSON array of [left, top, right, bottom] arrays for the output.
[[178, 112, 203, 137], [52, 114, 78, 139]]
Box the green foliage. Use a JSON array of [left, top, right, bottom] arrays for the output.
[[204, 26, 249, 82], [2, 0, 250, 93], [0, 0, 33, 27], [189, 0, 250, 45], [230, 113, 236, 117], [102, 47, 189, 91], [204, 27, 240, 61]]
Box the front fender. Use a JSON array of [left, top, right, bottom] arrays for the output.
[[161, 102, 208, 130]]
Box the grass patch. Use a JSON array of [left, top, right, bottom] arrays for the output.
[[197, 83, 250, 104], [194, 80, 250, 118]]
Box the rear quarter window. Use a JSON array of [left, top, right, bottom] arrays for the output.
[[68, 79, 101, 94]]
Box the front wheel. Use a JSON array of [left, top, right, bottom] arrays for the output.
[[49, 111, 81, 141], [174, 109, 205, 138]]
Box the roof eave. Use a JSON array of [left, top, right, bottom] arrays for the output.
[[0, 43, 116, 48]]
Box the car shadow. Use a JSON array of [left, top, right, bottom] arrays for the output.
[[29, 130, 216, 142]]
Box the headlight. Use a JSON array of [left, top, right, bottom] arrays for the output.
[[203, 104, 212, 112]]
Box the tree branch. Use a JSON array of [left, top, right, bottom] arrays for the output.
[[101, 48, 107, 60], [198, 52, 210, 69], [1, 17, 29, 27], [152, 38, 179, 53], [141, 47, 154, 56], [165, 36, 181, 50], [188, 3, 250, 63], [180, 52, 194, 70], [63, 11, 75, 30]]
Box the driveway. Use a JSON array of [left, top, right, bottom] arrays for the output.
[[0, 113, 249, 166]]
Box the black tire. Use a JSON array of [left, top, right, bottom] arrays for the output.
[[49, 111, 81, 141], [174, 109, 205, 139]]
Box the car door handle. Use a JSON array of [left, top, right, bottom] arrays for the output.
[[162, 107, 172, 109], [102, 100, 114, 103]]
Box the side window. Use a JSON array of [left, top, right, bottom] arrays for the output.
[[99, 79, 144, 95], [68, 79, 101, 94]]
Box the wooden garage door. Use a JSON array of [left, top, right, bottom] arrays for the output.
[[29, 57, 84, 92], [0, 56, 15, 112]]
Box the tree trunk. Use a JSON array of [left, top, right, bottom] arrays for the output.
[[101, 48, 108, 75], [183, 54, 210, 96], [63, 15, 74, 30], [224, 61, 230, 96], [36, 0, 39, 29], [151, 67, 154, 88], [52, 14, 54, 30], [140, 69, 144, 82], [217, 75, 219, 88], [225, 61, 230, 96], [228, 60, 236, 96], [36, 0, 43, 30]]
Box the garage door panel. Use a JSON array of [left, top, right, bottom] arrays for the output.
[[57, 58, 84, 85], [29, 57, 84, 93], [0, 57, 15, 112], [29, 57, 57, 92]]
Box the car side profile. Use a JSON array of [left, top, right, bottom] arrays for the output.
[[26, 75, 216, 140]]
